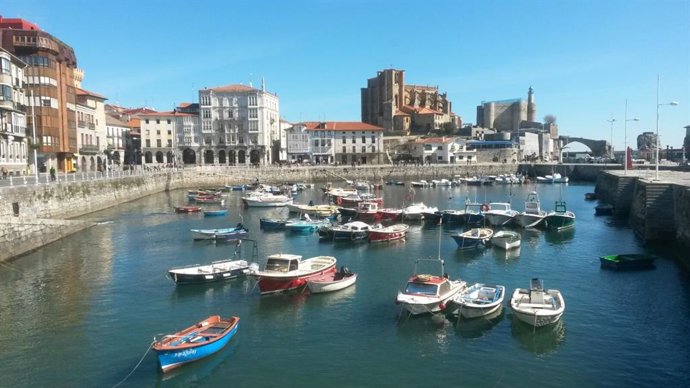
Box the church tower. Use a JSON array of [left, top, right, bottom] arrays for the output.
[[527, 86, 536, 122]]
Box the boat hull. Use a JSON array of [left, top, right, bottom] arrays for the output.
[[600, 254, 656, 270], [256, 266, 337, 295], [484, 214, 515, 227], [307, 273, 357, 293], [545, 214, 575, 231], [450, 284, 505, 319], [168, 261, 252, 285], [515, 213, 546, 228], [368, 226, 408, 242], [510, 288, 565, 327]]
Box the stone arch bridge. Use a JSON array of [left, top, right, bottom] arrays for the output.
[[559, 136, 610, 157]]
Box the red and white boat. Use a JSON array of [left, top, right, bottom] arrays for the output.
[[339, 193, 383, 208], [396, 259, 467, 316], [355, 201, 380, 221], [251, 254, 337, 295], [368, 223, 409, 242]]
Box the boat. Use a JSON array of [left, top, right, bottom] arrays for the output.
[[250, 253, 337, 295], [355, 201, 380, 221], [175, 205, 203, 214], [367, 223, 409, 242], [194, 196, 225, 205], [422, 210, 443, 224], [599, 254, 657, 270], [545, 201, 576, 231], [225, 184, 246, 191], [584, 192, 598, 200], [395, 259, 467, 316], [241, 191, 293, 207], [515, 191, 547, 228], [483, 202, 519, 227], [462, 201, 485, 226], [321, 221, 375, 242], [259, 218, 288, 231], [286, 203, 339, 217], [451, 228, 494, 249], [510, 278, 565, 327], [410, 180, 430, 188], [338, 193, 384, 208], [285, 215, 331, 233], [191, 224, 249, 240], [377, 208, 403, 222], [595, 203, 614, 216], [440, 209, 466, 225], [491, 230, 521, 250], [153, 315, 240, 373], [167, 259, 257, 285], [401, 203, 438, 221], [306, 266, 357, 294], [449, 283, 506, 319], [203, 208, 228, 217]]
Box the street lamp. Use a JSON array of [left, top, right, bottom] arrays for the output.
[[623, 99, 640, 174], [655, 75, 679, 180], [607, 116, 616, 160]]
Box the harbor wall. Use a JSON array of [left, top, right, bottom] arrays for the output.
[[0, 217, 94, 263]]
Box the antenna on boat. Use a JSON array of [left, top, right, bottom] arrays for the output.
[[437, 217, 443, 260]]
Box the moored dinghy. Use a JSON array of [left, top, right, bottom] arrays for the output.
[[491, 230, 521, 250], [600, 253, 657, 270], [367, 223, 409, 242], [449, 283, 505, 319], [250, 253, 337, 295], [396, 259, 467, 316], [153, 315, 240, 373], [451, 228, 493, 249], [168, 259, 258, 285], [510, 278, 565, 327], [307, 266, 357, 294]]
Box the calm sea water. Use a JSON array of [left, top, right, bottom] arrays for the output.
[[0, 182, 689, 387]]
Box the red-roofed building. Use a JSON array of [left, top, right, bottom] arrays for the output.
[[408, 136, 476, 164], [138, 111, 199, 167], [286, 121, 384, 164], [75, 86, 108, 172], [361, 69, 459, 134]]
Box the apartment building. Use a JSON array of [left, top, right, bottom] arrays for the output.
[[198, 81, 280, 165], [0, 16, 79, 173], [0, 47, 27, 176], [138, 111, 192, 167], [288, 121, 384, 165], [75, 88, 107, 171], [105, 115, 130, 167]]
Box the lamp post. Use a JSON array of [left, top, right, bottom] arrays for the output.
[[607, 116, 616, 160], [655, 75, 679, 180], [623, 99, 640, 174]]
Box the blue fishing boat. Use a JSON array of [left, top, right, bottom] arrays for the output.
[[463, 202, 486, 226], [191, 224, 248, 240], [285, 215, 330, 233], [451, 228, 493, 249], [153, 315, 240, 373], [203, 209, 228, 217], [260, 218, 288, 231]]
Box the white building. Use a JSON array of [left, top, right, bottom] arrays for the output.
[[105, 115, 131, 168], [75, 88, 107, 172], [198, 81, 280, 165], [0, 48, 27, 176], [285, 122, 311, 163], [410, 137, 476, 164], [304, 121, 384, 165], [139, 111, 193, 167]]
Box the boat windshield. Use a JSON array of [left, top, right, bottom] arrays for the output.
[[265, 258, 295, 272], [404, 282, 438, 296]]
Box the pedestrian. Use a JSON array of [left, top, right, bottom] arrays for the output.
[[1, 167, 7, 179], [49, 166, 56, 181]]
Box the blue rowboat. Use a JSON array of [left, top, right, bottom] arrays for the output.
[[203, 209, 228, 217], [451, 228, 494, 249], [153, 315, 239, 373], [190, 224, 248, 240]]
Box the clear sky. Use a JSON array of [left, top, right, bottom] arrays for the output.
[[4, 0, 689, 152]]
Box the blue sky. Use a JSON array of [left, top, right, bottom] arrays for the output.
[[5, 0, 689, 151]]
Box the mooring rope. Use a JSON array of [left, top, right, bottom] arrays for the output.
[[112, 339, 155, 388]]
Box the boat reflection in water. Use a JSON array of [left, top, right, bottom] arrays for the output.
[[160, 341, 237, 383], [544, 227, 575, 245], [492, 247, 521, 263], [510, 318, 566, 355], [452, 306, 504, 339]]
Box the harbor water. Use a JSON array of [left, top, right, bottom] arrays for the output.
[[0, 183, 688, 387]]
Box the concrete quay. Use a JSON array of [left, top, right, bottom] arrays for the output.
[[594, 170, 690, 247]]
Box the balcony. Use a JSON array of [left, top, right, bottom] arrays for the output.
[[78, 145, 100, 155], [312, 146, 333, 154]]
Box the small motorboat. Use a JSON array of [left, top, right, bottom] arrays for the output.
[[491, 230, 521, 250], [191, 224, 248, 241], [451, 228, 494, 249], [600, 254, 657, 270], [153, 315, 240, 373], [241, 191, 293, 207], [285, 215, 330, 234], [440, 209, 466, 225], [250, 253, 337, 295], [307, 266, 357, 294], [462, 202, 485, 226], [483, 202, 519, 227], [367, 223, 409, 242], [324, 221, 374, 242], [259, 218, 288, 231], [595, 203, 614, 216], [584, 192, 598, 200], [510, 278, 565, 327], [168, 259, 258, 285], [175, 205, 203, 214], [203, 208, 228, 217], [401, 203, 438, 221], [396, 259, 467, 316], [545, 201, 576, 231], [515, 191, 547, 228], [449, 283, 505, 319]]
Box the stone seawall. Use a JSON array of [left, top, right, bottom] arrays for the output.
[[0, 216, 94, 262]]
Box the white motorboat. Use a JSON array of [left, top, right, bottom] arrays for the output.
[[396, 259, 467, 316], [545, 200, 576, 231], [242, 191, 293, 207], [450, 283, 505, 319], [510, 278, 565, 327], [491, 230, 521, 250], [167, 259, 258, 285], [250, 254, 337, 295], [401, 203, 438, 221], [483, 202, 519, 226], [515, 191, 547, 228]]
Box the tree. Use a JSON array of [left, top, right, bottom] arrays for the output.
[[544, 114, 557, 124], [442, 121, 458, 134]]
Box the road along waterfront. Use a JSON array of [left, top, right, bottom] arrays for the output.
[[0, 183, 688, 387]]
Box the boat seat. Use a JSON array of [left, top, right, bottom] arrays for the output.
[[529, 290, 545, 305]]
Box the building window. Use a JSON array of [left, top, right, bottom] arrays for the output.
[[41, 98, 51, 107], [361, 146, 366, 153], [145, 139, 151, 147], [362, 135, 366, 143], [156, 119, 160, 124], [352, 136, 356, 144], [0, 85, 12, 101], [167, 119, 171, 124], [248, 121, 258, 131], [168, 130, 172, 135], [156, 130, 160, 135], [248, 95, 257, 106], [0, 58, 10, 74], [202, 110, 210, 119], [145, 119, 149, 124], [249, 109, 257, 119], [156, 140, 161, 147], [342, 146, 346, 153], [352, 146, 355, 153], [371, 135, 375, 143], [342, 137, 346, 144]]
